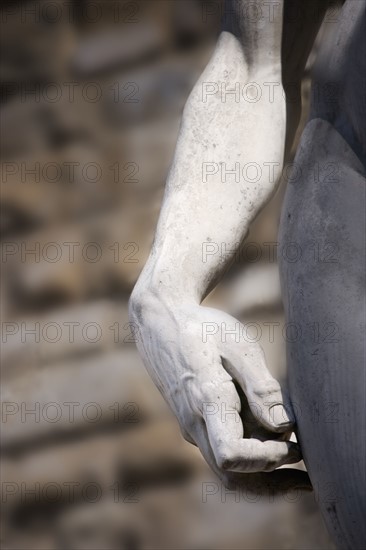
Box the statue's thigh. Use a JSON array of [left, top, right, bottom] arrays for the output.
[[279, 119, 366, 549]]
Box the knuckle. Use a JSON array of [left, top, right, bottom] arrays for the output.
[[216, 444, 236, 471], [252, 378, 282, 400], [217, 456, 232, 471]]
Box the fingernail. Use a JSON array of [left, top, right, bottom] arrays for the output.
[[269, 403, 292, 427]]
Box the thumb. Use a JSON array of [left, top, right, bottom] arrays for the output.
[[217, 339, 295, 432], [246, 380, 295, 433]]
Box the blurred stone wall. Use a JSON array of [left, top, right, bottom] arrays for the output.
[[1, 1, 338, 548]]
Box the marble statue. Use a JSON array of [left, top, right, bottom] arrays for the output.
[[129, 1, 366, 548]]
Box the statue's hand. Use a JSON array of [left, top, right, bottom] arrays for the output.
[[130, 293, 304, 486]]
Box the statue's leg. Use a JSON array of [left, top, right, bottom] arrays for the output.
[[279, 118, 366, 549]]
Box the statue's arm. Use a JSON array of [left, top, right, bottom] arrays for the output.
[[129, 1, 326, 483]]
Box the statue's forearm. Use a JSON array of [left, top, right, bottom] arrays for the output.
[[134, 29, 286, 305]]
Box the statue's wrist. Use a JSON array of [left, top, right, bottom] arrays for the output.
[[134, 253, 203, 303], [129, 269, 200, 327]]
